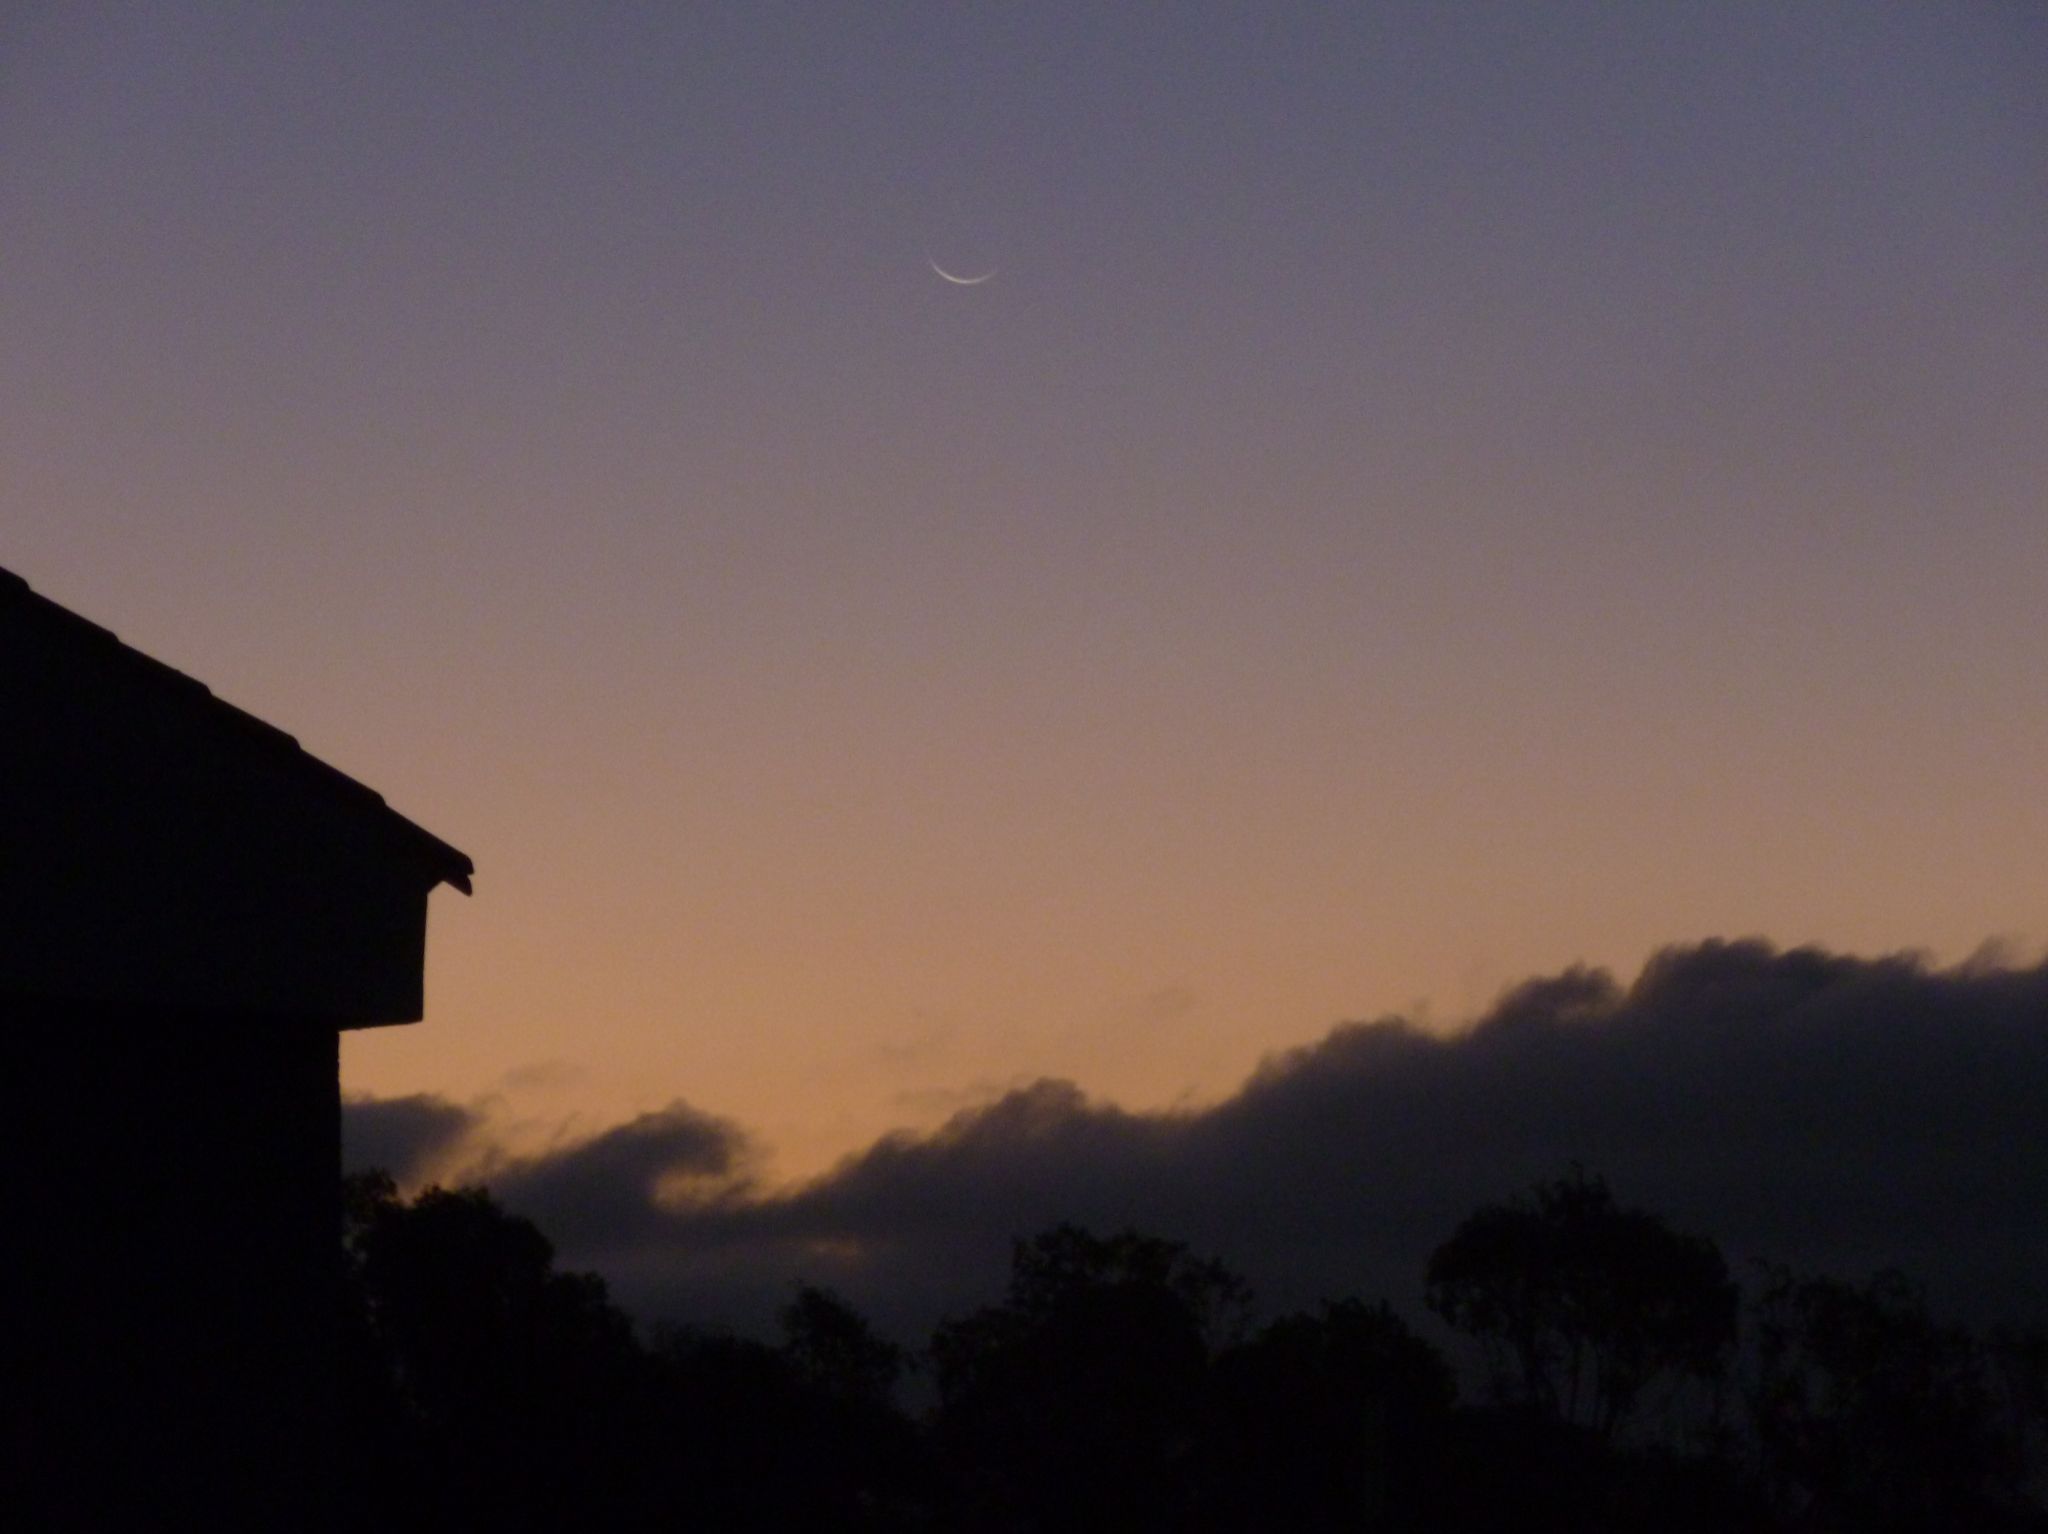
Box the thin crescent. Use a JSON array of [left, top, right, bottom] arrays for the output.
[[929, 258, 996, 286]]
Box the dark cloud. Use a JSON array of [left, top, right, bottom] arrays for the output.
[[361, 941, 2048, 1347], [341, 1092, 478, 1184], [485, 1102, 755, 1260]]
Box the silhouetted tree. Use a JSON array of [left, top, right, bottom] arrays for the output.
[[341, 1172, 660, 1527], [339, 1172, 432, 1524], [1426, 1167, 1737, 1441], [776, 1286, 926, 1527], [1749, 1266, 2039, 1530], [930, 1224, 1249, 1531], [328, 1165, 2048, 1529], [631, 1314, 923, 1532], [1202, 1298, 1455, 1531], [781, 1283, 905, 1408], [1989, 1322, 2048, 1507], [340, 1173, 928, 1529]]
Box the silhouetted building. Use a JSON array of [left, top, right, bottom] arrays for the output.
[[0, 566, 471, 1525]]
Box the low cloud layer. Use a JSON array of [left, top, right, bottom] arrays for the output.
[[341, 1091, 476, 1185], [345, 940, 2048, 1344]]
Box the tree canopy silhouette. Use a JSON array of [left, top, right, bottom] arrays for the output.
[[327, 1168, 2048, 1531], [1426, 1165, 1737, 1440], [930, 1224, 1251, 1530], [1750, 1265, 2040, 1529], [341, 1171, 652, 1526], [1203, 1297, 1455, 1530]]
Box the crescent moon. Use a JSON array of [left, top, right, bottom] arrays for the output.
[[929, 258, 997, 286]]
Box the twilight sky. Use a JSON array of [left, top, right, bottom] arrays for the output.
[[4, 4, 2045, 1188]]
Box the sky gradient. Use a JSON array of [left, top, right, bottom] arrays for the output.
[[5, 4, 2045, 1184]]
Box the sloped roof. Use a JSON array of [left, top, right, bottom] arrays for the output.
[[1, 565, 472, 895]]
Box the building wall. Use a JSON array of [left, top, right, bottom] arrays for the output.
[[4, 1001, 340, 1525]]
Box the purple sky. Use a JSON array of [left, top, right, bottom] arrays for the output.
[[4, 4, 2044, 1181]]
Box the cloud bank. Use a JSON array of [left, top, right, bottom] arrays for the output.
[[345, 940, 2048, 1344], [340, 1091, 476, 1185]]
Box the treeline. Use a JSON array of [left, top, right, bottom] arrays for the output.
[[340, 1167, 2048, 1531]]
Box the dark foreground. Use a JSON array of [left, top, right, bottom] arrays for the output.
[[340, 1168, 2048, 1532]]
